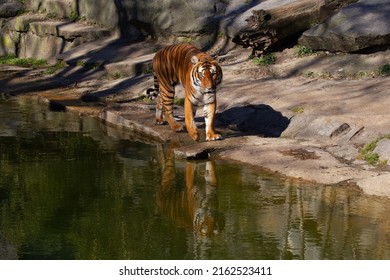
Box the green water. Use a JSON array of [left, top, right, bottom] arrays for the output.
[[1, 96, 390, 260]]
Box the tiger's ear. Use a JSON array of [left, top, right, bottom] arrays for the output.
[[191, 56, 199, 64]]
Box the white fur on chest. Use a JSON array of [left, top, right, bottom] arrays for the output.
[[189, 87, 216, 105]]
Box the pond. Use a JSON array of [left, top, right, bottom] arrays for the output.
[[1, 96, 390, 260]]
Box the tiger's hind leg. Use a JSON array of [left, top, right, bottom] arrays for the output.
[[155, 96, 164, 125], [157, 86, 184, 132], [147, 73, 159, 100], [147, 73, 165, 125]]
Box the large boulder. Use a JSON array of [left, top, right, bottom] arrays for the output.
[[25, 0, 229, 41], [373, 139, 390, 165], [120, 0, 228, 40], [19, 21, 110, 63], [0, 0, 23, 18], [299, 0, 390, 52]]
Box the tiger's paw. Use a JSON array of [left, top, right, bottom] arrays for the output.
[[155, 119, 166, 125], [189, 131, 200, 141], [171, 123, 184, 132], [206, 133, 222, 141]]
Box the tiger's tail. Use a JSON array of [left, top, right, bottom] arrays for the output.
[[146, 73, 159, 100]]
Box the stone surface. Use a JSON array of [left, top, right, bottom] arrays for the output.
[[40, 0, 75, 19], [0, 31, 16, 55], [373, 139, 390, 164], [104, 53, 154, 79], [27, 0, 118, 27], [79, 0, 118, 29], [19, 32, 68, 63], [357, 173, 390, 198], [0, 1, 22, 18], [99, 104, 180, 143], [217, 136, 377, 185], [21, 0, 390, 54], [299, 0, 390, 52], [57, 38, 153, 64], [16, 21, 110, 63], [6, 14, 46, 32], [28, 21, 110, 40], [26, 0, 229, 40]]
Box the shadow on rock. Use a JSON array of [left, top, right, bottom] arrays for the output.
[[216, 104, 290, 137]]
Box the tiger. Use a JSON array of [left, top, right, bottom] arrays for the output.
[[156, 143, 224, 237], [147, 44, 223, 141]]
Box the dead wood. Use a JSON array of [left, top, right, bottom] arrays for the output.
[[233, 0, 357, 56]]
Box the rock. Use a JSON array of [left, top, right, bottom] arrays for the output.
[[357, 173, 390, 198], [230, 0, 355, 56], [0, 1, 22, 18], [373, 139, 390, 164], [218, 136, 376, 185], [283, 116, 358, 141], [0, 31, 16, 55], [17, 20, 111, 63], [79, 0, 118, 29], [174, 146, 211, 160], [299, 0, 390, 52], [1, 14, 46, 56], [104, 53, 154, 79], [6, 14, 45, 32], [28, 21, 110, 41], [27, 0, 228, 42], [40, 0, 76, 19]]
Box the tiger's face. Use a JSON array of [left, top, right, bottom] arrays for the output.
[[190, 56, 222, 103]]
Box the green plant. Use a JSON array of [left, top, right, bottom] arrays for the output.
[[144, 67, 153, 75], [181, 37, 193, 43], [304, 71, 316, 78], [252, 53, 276, 65], [46, 12, 57, 19], [112, 72, 125, 80], [44, 60, 66, 75], [319, 72, 333, 79], [69, 10, 79, 21], [357, 71, 368, 78], [310, 19, 321, 27], [294, 45, 315, 57], [77, 60, 86, 67], [378, 64, 390, 76], [292, 107, 304, 114], [0, 55, 46, 67], [359, 135, 390, 164]]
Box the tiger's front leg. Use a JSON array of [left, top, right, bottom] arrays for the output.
[[204, 102, 222, 141], [184, 98, 199, 141]]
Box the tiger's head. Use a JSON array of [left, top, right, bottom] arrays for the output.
[[190, 56, 222, 96]]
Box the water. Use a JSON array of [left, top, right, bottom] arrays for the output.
[[1, 96, 390, 260]]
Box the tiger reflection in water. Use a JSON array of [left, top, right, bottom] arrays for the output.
[[156, 144, 224, 237]]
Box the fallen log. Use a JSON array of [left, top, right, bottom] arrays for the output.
[[233, 0, 357, 56]]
